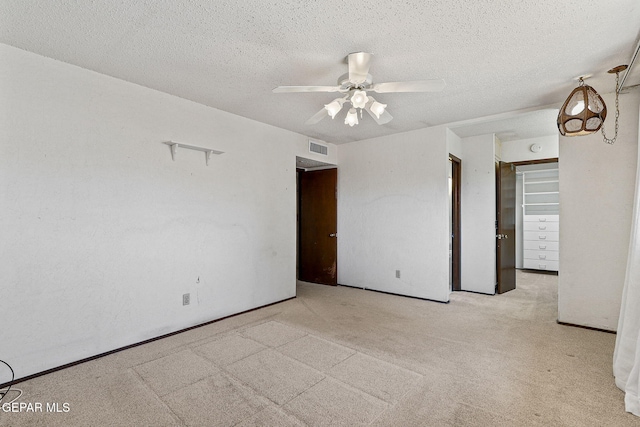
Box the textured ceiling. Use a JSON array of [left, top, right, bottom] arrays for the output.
[[450, 109, 560, 142], [1, 1, 639, 144]]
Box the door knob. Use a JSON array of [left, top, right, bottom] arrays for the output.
[[329, 233, 337, 237]]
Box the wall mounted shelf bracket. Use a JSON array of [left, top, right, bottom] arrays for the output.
[[163, 141, 224, 165]]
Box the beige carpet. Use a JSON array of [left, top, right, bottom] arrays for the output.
[[1, 270, 636, 426]]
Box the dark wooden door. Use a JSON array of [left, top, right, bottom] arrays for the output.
[[450, 155, 461, 291], [298, 168, 337, 285], [496, 161, 516, 294]]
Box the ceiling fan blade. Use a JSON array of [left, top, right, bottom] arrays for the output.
[[273, 85, 341, 93], [348, 52, 373, 85], [371, 79, 446, 93], [305, 107, 329, 125], [364, 98, 393, 125]]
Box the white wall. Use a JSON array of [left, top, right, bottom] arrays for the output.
[[558, 89, 640, 331], [337, 126, 450, 302], [0, 44, 322, 378], [447, 128, 463, 159], [460, 134, 497, 294], [501, 135, 559, 163], [295, 139, 338, 165]]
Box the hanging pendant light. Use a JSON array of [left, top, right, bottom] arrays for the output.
[[557, 65, 627, 143], [557, 77, 607, 136]]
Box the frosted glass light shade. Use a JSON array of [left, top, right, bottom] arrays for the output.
[[557, 84, 607, 136], [324, 100, 343, 119], [345, 108, 358, 126], [370, 101, 387, 118], [350, 90, 368, 109]]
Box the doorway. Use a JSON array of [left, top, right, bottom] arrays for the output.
[[513, 159, 560, 274], [495, 158, 560, 294], [449, 155, 461, 291], [297, 167, 338, 285]]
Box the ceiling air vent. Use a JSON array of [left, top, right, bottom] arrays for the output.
[[309, 140, 328, 156]]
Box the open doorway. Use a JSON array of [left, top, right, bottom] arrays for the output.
[[495, 159, 559, 294], [513, 160, 559, 274]]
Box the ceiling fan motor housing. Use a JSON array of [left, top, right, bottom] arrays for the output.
[[338, 73, 373, 90]]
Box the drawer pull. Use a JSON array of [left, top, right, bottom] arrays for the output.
[[539, 255, 547, 260], [539, 264, 547, 269], [539, 235, 547, 240], [539, 245, 547, 249], [539, 226, 547, 230], [539, 218, 547, 222]]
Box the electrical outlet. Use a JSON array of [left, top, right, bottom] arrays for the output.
[[396, 270, 401, 279], [183, 293, 190, 306]]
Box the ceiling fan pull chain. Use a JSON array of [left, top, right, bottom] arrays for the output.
[[601, 71, 621, 145]]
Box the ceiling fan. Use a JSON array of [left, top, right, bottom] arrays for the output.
[[273, 52, 445, 127]]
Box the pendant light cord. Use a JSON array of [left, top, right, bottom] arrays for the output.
[[601, 71, 621, 145]]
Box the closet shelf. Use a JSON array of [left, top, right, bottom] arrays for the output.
[[522, 170, 557, 174]]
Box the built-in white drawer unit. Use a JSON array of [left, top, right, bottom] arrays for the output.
[[523, 259, 559, 271], [523, 231, 559, 242], [523, 241, 559, 251], [523, 215, 559, 223], [523, 221, 559, 232], [522, 213, 559, 272], [524, 250, 559, 261]]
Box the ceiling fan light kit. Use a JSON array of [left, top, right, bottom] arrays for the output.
[[273, 52, 445, 127]]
